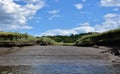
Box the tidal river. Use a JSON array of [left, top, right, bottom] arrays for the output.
[[0, 46, 120, 74]]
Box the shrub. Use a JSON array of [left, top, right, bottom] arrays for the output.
[[75, 34, 98, 46], [36, 37, 56, 45], [0, 32, 36, 47]]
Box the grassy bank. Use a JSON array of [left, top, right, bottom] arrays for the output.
[[36, 37, 57, 45], [1, 28, 120, 47], [75, 28, 120, 46], [0, 32, 36, 47], [57, 42, 74, 46]]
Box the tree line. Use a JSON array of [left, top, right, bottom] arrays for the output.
[[0, 28, 120, 47]]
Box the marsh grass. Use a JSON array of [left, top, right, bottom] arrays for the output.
[[36, 37, 57, 45], [57, 42, 74, 46], [0, 32, 36, 47], [1, 28, 120, 47], [75, 28, 120, 46]]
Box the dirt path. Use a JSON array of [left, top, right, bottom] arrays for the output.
[[0, 46, 111, 65]]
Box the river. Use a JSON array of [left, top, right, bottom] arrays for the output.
[[0, 46, 120, 74]]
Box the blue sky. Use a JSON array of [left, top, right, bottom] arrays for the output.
[[0, 0, 120, 36]]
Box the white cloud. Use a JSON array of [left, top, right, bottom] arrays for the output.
[[74, 3, 83, 10], [101, 0, 120, 7], [0, 0, 45, 31], [13, 0, 41, 3], [48, 10, 60, 15], [95, 13, 120, 32], [48, 10, 61, 20], [40, 22, 95, 36], [40, 13, 120, 36], [74, 22, 95, 32], [40, 29, 78, 36]]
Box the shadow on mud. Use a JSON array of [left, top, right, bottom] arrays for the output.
[[0, 65, 32, 74]]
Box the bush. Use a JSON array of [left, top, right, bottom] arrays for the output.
[[0, 32, 36, 47], [36, 37, 56, 45], [75, 34, 98, 46]]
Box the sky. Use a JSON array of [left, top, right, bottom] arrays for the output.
[[0, 0, 120, 36]]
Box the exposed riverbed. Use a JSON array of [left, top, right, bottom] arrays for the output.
[[0, 46, 120, 74]]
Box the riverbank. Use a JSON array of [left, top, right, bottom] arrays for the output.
[[0, 47, 20, 55], [94, 46, 120, 63]]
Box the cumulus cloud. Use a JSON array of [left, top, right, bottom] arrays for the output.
[[48, 10, 61, 20], [74, 3, 83, 10], [40, 13, 120, 36], [74, 22, 95, 32], [101, 0, 120, 7], [0, 0, 45, 31], [40, 22, 95, 36], [95, 13, 120, 32], [13, 0, 42, 3], [40, 29, 77, 36]]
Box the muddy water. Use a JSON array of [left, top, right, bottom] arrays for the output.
[[0, 46, 120, 74], [0, 64, 120, 74]]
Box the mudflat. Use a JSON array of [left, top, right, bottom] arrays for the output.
[[0, 46, 111, 65]]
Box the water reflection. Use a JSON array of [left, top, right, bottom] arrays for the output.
[[0, 64, 120, 74]]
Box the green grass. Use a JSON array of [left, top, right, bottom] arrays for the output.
[[1, 28, 120, 47], [36, 37, 57, 45], [75, 28, 120, 46], [57, 42, 74, 46], [0, 32, 36, 47]]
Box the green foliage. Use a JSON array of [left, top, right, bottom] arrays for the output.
[[75, 33, 99, 46], [46, 32, 98, 43], [0, 31, 36, 47], [1, 28, 119, 47], [36, 37, 56, 45], [57, 42, 74, 46], [75, 28, 120, 46]]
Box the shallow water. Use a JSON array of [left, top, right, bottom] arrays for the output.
[[0, 64, 120, 74], [0, 46, 120, 74]]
